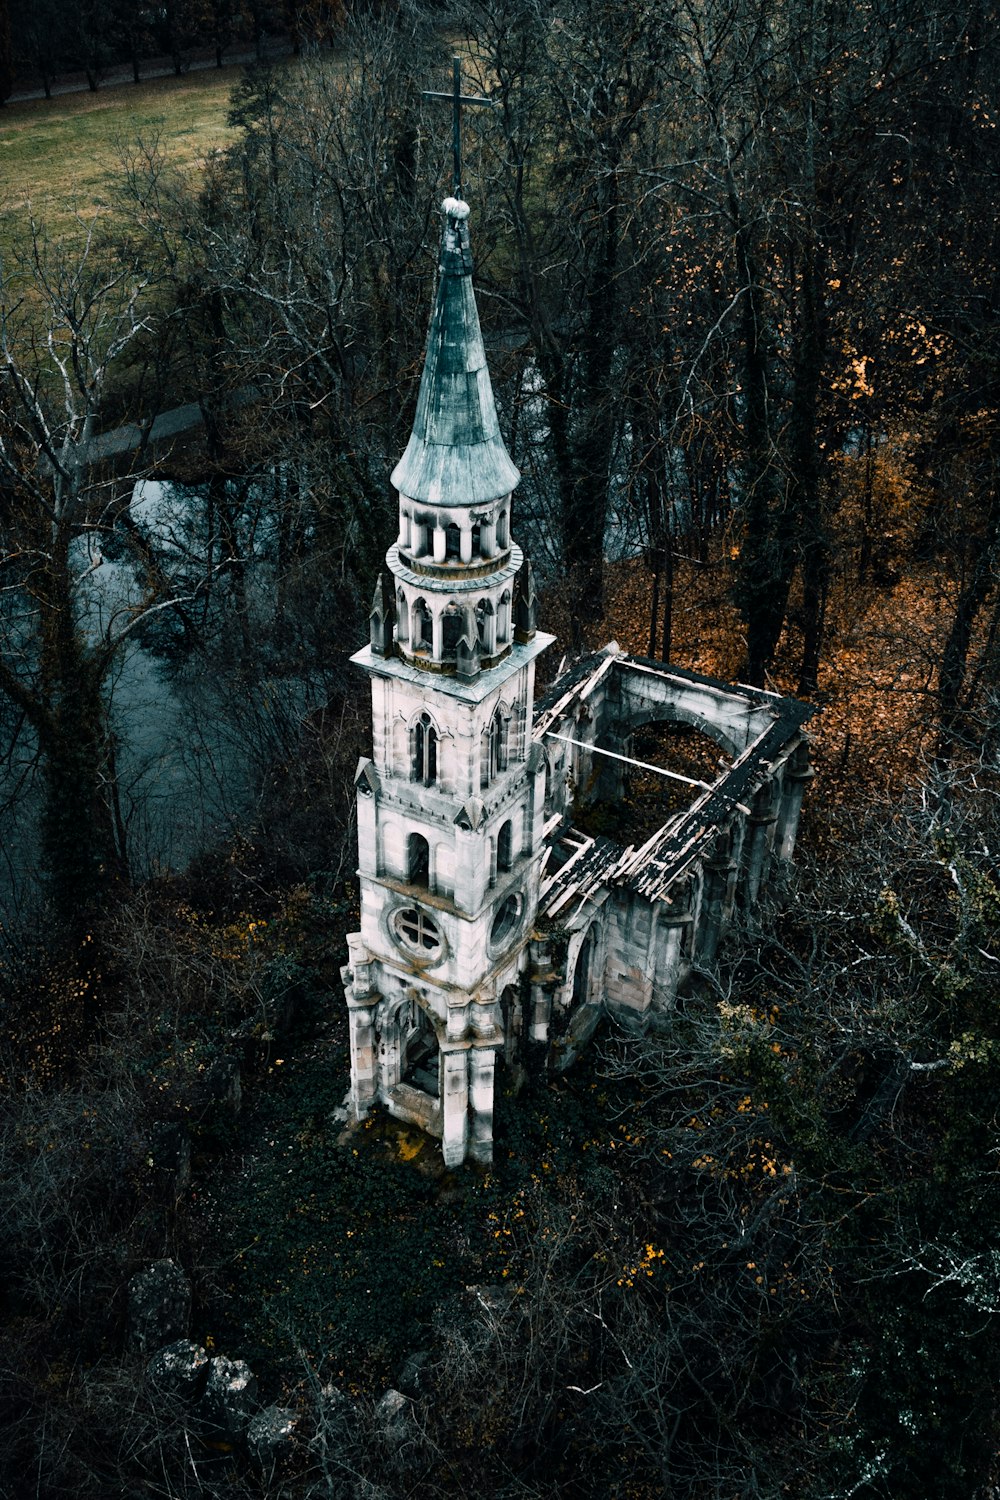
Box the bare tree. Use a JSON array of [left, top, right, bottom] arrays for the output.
[[0, 219, 201, 932]]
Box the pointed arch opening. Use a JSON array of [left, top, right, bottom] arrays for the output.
[[442, 606, 463, 657], [572, 925, 599, 1008], [413, 713, 438, 785], [497, 818, 513, 873], [412, 598, 432, 651], [482, 706, 509, 787], [401, 996, 440, 1097], [445, 522, 461, 560], [476, 598, 495, 654]]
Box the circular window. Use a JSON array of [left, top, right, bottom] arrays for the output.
[[490, 892, 523, 951], [393, 907, 443, 956]]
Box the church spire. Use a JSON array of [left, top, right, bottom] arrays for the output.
[[390, 197, 520, 508]]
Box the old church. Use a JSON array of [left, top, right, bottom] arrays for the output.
[[341, 189, 814, 1168]]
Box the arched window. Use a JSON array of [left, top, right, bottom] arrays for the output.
[[407, 832, 430, 887], [412, 599, 431, 650], [497, 819, 513, 872], [476, 599, 495, 654], [572, 926, 597, 1007], [442, 607, 463, 657], [445, 522, 461, 560], [483, 707, 508, 786], [471, 521, 482, 557], [490, 892, 523, 951], [396, 589, 409, 644], [497, 508, 510, 547], [414, 713, 438, 785]]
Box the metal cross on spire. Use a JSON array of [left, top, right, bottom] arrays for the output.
[[422, 56, 497, 201]]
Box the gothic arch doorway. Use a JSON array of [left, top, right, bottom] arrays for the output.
[[401, 997, 440, 1097], [571, 924, 600, 1008], [412, 598, 432, 651]]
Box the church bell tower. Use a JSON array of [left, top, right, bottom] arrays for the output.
[[341, 190, 553, 1167]]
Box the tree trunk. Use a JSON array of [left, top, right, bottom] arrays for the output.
[[732, 219, 790, 687], [937, 497, 999, 760], [661, 533, 674, 664], [37, 552, 119, 933], [648, 564, 660, 660], [790, 238, 828, 698], [562, 187, 620, 634]]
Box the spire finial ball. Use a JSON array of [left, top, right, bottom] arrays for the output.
[[442, 197, 471, 220]]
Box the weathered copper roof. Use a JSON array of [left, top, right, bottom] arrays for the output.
[[390, 199, 520, 507]]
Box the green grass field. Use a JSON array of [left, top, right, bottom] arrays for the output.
[[0, 63, 286, 252]]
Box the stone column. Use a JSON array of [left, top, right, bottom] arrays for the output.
[[698, 839, 737, 966], [746, 782, 780, 905], [468, 1047, 496, 1165], [355, 780, 378, 877], [777, 744, 815, 861], [344, 977, 378, 1122], [377, 1007, 403, 1096], [433, 525, 446, 563], [431, 609, 443, 660], [469, 993, 497, 1041], [453, 825, 488, 915], [528, 937, 555, 1044], [529, 744, 547, 852], [481, 518, 496, 557], [498, 593, 511, 644], [400, 511, 411, 549], [441, 1048, 469, 1167], [460, 526, 473, 563]]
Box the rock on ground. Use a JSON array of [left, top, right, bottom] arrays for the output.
[[146, 1340, 209, 1402], [200, 1354, 259, 1437]]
